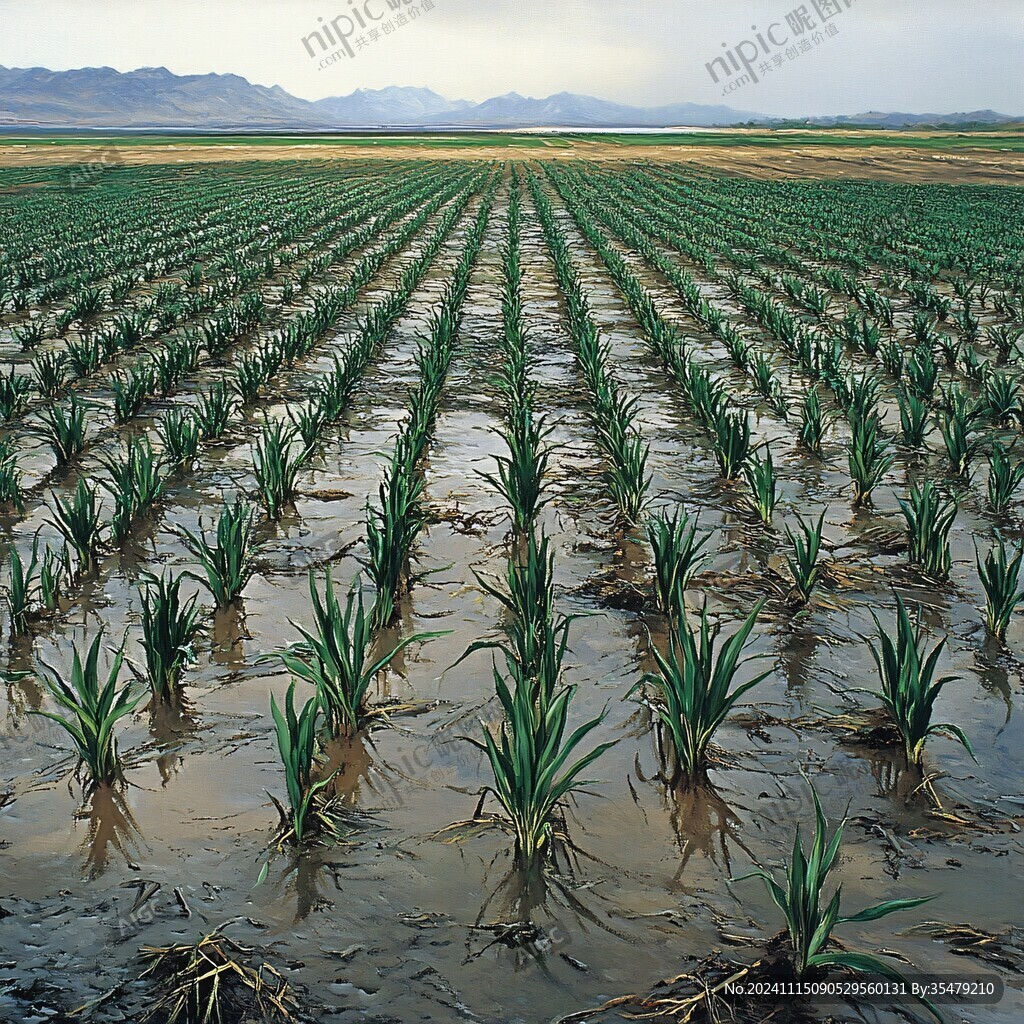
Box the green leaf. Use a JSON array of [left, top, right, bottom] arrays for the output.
[[838, 895, 936, 924]]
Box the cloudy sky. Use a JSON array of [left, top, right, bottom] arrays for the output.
[[0, 0, 1020, 117]]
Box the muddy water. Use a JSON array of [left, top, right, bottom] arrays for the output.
[[1, 166, 1023, 1024]]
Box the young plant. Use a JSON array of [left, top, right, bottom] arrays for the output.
[[898, 481, 958, 580], [633, 600, 770, 788], [749, 352, 784, 412], [253, 419, 310, 520], [986, 444, 1024, 516], [935, 331, 963, 370], [31, 351, 68, 398], [907, 344, 938, 399], [939, 409, 983, 481], [976, 536, 1024, 642], [4, 539, 39, 636], [195, 381, 234, 440], [744, 446, 779, 527], [983, 373, 1021, 427], [65, 334, 103, 378], [468, 530, 573, 708], [846, 373, 881, 425], [365, 440, 424, 628], [139, 571, 203, 701], [153, 337, 199, 394], [785, 511, 826, 606], [802, 285, 829, 319], [798, 388, 825, 455], [866, 596, 972, 768], [897, 389, 930, 449], [735, 785, 938, 1018], [600, 422, 651, 526], [264, 571, 443, 737], [848, 413, 894, 507], [158, 409, 202, 466], [31, 633, 144, 789], [986, 324, 1023, 365], [99, 435, 164, 544], [39, 544, 69, 614], [12, 319, 46, 351], [955, 306, 980, 347], [200, 314, 234, 358], [69, 285, 105, 320], [0, 367, 33, 420], [31, 394, 88, 465], [723, 328, 752, 369], [0, 439, 23, 510], [270, 682, 337, 845], [475, 662, 612, 866], [646, 506, 711, 616], [112, 364, 155, 424], [47, 478, 104, 577], [482, 405, 552, 532], [713, 411, 751, 481], [879, 339, 905, 380], [234, 354, 266, 405], [288, 398, 329, 452], [176, 498, 260, 608]]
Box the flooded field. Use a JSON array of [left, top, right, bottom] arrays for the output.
[[0, 158, 1022, 1024]]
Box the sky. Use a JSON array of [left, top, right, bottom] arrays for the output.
[[0, 0, 1020, 117]]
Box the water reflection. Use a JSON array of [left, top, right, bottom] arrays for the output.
[[80, 784, 143, 877], [211, 603, 248, 667], [665, 783, 755, 881], [148, 697, 197, 784], [974, 643, 1017, 724], [321, 733, 377, 807], [291, 849, 332, 923], [469, 857, 625, 973], [777, 623, 823, 697], [849, 739, 953, 810], [4, 634, 41, 724], [633, 744, 755, 879]]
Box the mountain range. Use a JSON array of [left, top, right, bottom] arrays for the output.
[[0, 65, 1017, 131]]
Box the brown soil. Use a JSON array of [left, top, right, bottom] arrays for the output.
[[1, 140, 1023, 184]]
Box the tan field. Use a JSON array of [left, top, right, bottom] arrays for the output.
[[2, 132, 1024, 183]]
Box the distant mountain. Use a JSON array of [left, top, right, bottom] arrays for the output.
[[425, 90, 630, 126], [312, 86, 471, 125], [420, 91, 760, 128], [0, 65, 332, 128], [0, 66, 759, 129], [421, 90, 642, 127], [804, 109, 1015, 128], [0, 66, 1016, 132]]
